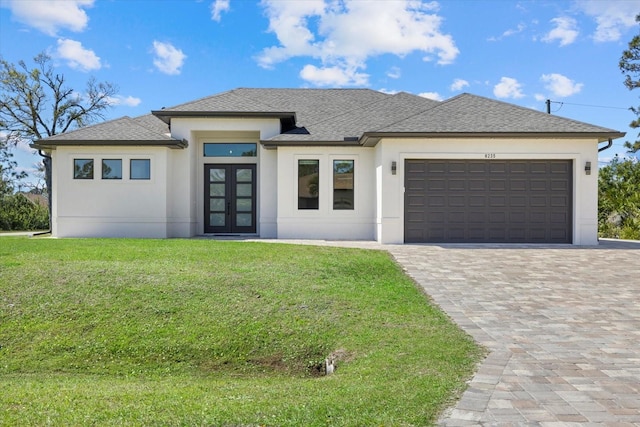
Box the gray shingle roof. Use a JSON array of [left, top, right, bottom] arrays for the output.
[[153, 88, 390, 126], [32, 115, 186, 149], [272, 91, 440, 142], [377, 93, 622, 135], [34, 89, 624, 149]]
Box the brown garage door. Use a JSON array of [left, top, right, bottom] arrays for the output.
[[404, 160, 573, 243]]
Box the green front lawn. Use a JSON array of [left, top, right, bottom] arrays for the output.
[[0, 237, 482, 426]]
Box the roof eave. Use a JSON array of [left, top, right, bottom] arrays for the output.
[[31, 139, 188, 150], [360, 131, 626, 147], [151, 110, 297, 124], [260, 139, 361, 148]]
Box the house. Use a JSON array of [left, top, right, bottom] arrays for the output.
[[33, 88, 624, 244]]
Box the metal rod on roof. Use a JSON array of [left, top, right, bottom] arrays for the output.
[[546, 99, 551, 114]]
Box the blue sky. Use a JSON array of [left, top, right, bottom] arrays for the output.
[[1, 0, 639, 187]]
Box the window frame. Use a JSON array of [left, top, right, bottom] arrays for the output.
[[101, 158, 123, 180], [73, 158, 94, 180], [332, 159, 354, 210], [203, 143, 257, 157], [297, 159, 320, 210], [130, 158, 151, 180]]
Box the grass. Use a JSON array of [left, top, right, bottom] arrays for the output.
[[0, 237, 483, 426]]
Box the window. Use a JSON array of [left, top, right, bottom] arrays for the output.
[[102, 159, 122, 180], [74, 159, 94, 179], [203, 143, 257, 157], [130, 159, 151, 180], [333, 160, 354, 210], [298, 159, 319, 209]]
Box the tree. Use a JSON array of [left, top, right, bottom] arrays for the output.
[[0, 140, 27, 197], [620, 14, 640, 153], [0, 53, 117, 227], [598, 156, 640, 240]]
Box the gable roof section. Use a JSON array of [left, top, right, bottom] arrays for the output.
[[361, 93, 623, 145], [32, 115, 187, 150]]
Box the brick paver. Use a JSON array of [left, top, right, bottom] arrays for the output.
[[387, 239, 640, 426]]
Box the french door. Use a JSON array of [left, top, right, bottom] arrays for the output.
[[205, 164, 256, 234]]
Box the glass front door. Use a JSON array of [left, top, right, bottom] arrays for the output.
[[205, 164, 256, 234]]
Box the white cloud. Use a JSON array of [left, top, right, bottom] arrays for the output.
[[211, 0, 230, 22], [106, 95, 142, 107], [418, 92, 443, 101], [257, 0, 459, 87], [542, 17, 578, 46], [3, 0, 93, 36], [450, 78, 469, 91], [299, 64, 368, 87], [15, 138, 36, 154], [534, 93, 547, 102], [493, 77, 524, 99], [488, 23, 526, 41], [540, 73, 583, 97], [56, 38, 101, 71], [387, 66, 401, 79], [575, 0, 640, 42], [152, 41, 186, 75]]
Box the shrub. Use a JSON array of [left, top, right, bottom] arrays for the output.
[[0, 193, 49, 231]]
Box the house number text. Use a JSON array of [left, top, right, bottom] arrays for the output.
[[484, 153, 496, 159]]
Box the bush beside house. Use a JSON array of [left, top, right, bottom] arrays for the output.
[[0, 192, 49, 231]]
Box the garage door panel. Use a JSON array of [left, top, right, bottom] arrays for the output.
[[469, 162, 487, 173], [530, 180, 547, 191], [490, 162, 507, 173], [449, 179, 466, 190], [404, 159, 572, 243], [509, 196, 527, 207], [490, 179, 507, 190], [550, 180, 569, 190], [530, 212, 546, 223], [469, 196, 485, 207], [449, 196, 466, 207], [427, 179, 446, 190], [530, 196, 548, 207], [489, 196, 506, 206], [510, 162, 527, 173], [550, 162, 570, 173], [489, 212, 506, 223], [427, 196, 445, 207], [449, 162, 466, 173], [468, 211, 485, 223], [449, 212, 466, 223], [550, 196, 569, 207], [530, 162, 548, 173], [510, 179, 527, 191], [469, 179, 486, 191]]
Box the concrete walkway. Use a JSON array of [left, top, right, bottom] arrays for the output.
[[388, 240, 640, 426]]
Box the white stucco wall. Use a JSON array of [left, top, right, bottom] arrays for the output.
[[49, 120, 602, 246], [52, 146, 169, 238], [276, 146, 376, 240], [374, 136, 601, 245]]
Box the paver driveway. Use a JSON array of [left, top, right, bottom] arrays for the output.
[[388, 239, 640, 426]]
